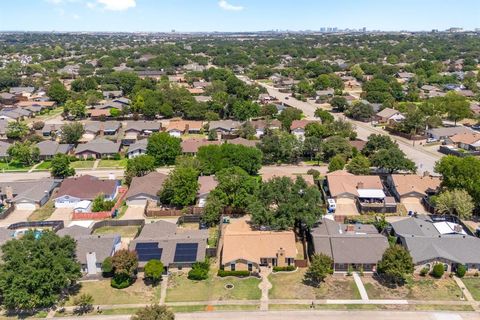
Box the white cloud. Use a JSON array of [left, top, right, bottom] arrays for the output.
[[96, 0, 136, 11], [86, 2, 97, 9], [73, 14, 80, 20], [218, 0, 243, 11]]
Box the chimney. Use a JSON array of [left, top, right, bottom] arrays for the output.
[[5, 186, 13, 200], [453, 225, 463, 233], [356, 182, 364, 189]]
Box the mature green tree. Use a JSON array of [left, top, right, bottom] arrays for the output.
[[197, 143, 262, 175], [321, 136, 352, 161], [61, 122, 85, 144], [260, 104, 278, 117], [0, 231, 81, 310], [48, 79, 69, 104], [328, 155, 346, 172], [159, 164, 199, 207], [362, 134, 397, 157], [345, 102, 375, 121], [51, 153, 75, 178], [304, 254, 333, 287], [346, 154, 371, 175], [370, 147, 416, 173], [398, 109, 426, 135], [377, 245, 414, 286], [330, 96, 348, 112], [314, 109, 334, 123], [131, 305, 175, 320], [7, 141, 39, 165], [202, 167, 258, 224], [6, 121, 29, 140], [91, 194, 115, 212], [434, 189, 475, 219], [111, 249, 138, 287], [444, 92, 471, 125], [434, 156, 480, 205], [232, 100, 260, 121], [147, 132, 182, 166], [249, 176, 322, 230], [64, 100, 87, 119], [144, 260, 164, 285], [278, 107, 302, 130], [258, 130, 303, 164], [125, 155, 156, 185]]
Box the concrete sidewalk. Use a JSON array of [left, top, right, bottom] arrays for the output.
[[353, 272, 369, 301]]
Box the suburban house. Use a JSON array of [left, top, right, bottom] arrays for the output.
[[447, 132, 480, 151], [54, 175, 119, 209], [427, 126, 474, 141], [102, 90, 123, 99], [221, 218, 297, 273], [181, 139, 222, 155], [310, 217, 389, 273], [166, 120, 203, 137], [226, 137, 258, 148], [0, 92, 18, 105], [57, 225, 121, 275], [0, 179, 59, 210], [36, 141, 73, 160], [75, 138, 121, 159], [208, 120, 241, 134], [130, 220, 208, 270], [136, 70, 166, 80], [250, 119, 281, 138], [126, 139, 148, 159], [290, 120, 318, 140], [123, 121, 161, 145], [197, 175, 218, 208], [42, 123, 63, 137], [125, 172, 168, 207], [325, 170, 395, 215], [390, 216, 480, 274], [375, 108, 405, 124], [387, 174, 441, 213], [9, 86, 35, 98]]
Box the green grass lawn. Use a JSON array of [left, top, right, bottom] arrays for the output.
[[93, 225, 140, 238], [66, 279, 161, 306], [462, 277, 480, 301], [35, 161, 52, 170], [98, 159, 128, 168], [0, 161, 32, 172], [28, 198, 55, 221], [70, 160, 95, 169], [269, 269, 360, 300], [363, 276, 463, 301], [166, 271, 262, 302]]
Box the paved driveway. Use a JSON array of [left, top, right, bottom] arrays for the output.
[[48, 208, 72, 223], [0, 209, 33, 227], [121, 206, 145, 220]]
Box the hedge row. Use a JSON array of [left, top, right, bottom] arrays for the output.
[[217, 270, 250, 277], [273, 265, 296, 272]]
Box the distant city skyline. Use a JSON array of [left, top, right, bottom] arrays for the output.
[[0, 0, 479, 32]]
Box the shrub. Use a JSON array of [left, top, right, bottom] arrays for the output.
[[456, 265, 466, 278], [102, 257, 113, 277], [347, 265, 353, 276], [306, 169, 320, 180], [217, 270, 250, 277], [112, 153, 121, 160], [188, 260, 210, 280], [144, 260, 164, 284], [111, 273, 133, 289], [33, 121, 45, 130], [419, 267, 429, 277], [273, 266, 296, 272], [431, 264, 445, 278]]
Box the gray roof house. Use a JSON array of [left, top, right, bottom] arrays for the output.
[[130, 220, 208, 269], [57, 225, 121, 275], [391, 216, 480, 273], [125, 172, 168, 207], [209, 120, 242, 133], [0, 141, 11, 160], [0, 179, 59, 210], [126, 139, 148, 159], [36, 141, 73, 160], [75, 138, 121, 159], [427, 126, 474, 140], [311, 217, 389, 272], [0, 119, 7, 140]]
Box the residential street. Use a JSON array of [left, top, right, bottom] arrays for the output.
[[238, 76, 443, 175], [53, 310, 480, 320]]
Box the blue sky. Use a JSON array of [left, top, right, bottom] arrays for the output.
[[0, 0, 479, 32]]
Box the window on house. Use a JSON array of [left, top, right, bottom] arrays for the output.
[[247, 263, 253, 272], [230, 263, 235, 271]]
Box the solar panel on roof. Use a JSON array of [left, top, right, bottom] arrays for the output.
[[173, 243, 198, 263], [135, 242, 162, 262]]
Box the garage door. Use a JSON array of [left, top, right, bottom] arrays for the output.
[[15, 203, 36, 211], [126, 199, 147, 207], [401, 197, 427, 213]]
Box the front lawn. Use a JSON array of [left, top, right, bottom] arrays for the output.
[[98, 159, 128, 168], [93, 225, 140, 238], [70, 160, 95, 169], [363, 276, 463, 301], [66, 279, 161, 306], [166, 271, 261, 302], [269, 269, 360, 300], [0, 161, 32, 172], [35, 161, 52, 170], [461, 278, 480, 301]]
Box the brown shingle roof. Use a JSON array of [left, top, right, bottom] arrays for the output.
[[56, 175, 117, 200], [181, 139, 222, 153], [326, 170, 383, 197], [390, 174, 441, 197], [198, 176, 218, 195], [125, 172, 168, 200]]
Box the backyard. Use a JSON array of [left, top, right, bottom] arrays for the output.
[[269, 269, 361, 300], [363, 276, 463, 301], [166, 271, 262, 302], [28, 198, 55, 221], [93, 225, 140, 238], [66, 279, 161, 306]]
